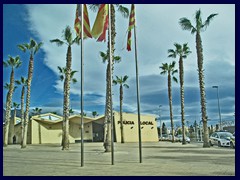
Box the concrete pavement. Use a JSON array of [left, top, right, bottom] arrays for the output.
[[3, 141, 235, 176]]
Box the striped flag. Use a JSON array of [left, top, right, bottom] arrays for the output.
[[127, 4, 135, 51], [74, 4, 92, 38], [91, 4, 109, 42]]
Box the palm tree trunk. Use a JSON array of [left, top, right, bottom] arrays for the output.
[[104, 5, 116, 152], [20, 86, 25, 145], [3, 69, 15, 147], [62, 46, 72, 150], [179, 57, 186, 145], [104, 62, 111, 152], [196, 32, 209, 148], [120, 85, 124, 143], [22, 55, 34, 148], [8, 108, 17, 144], [168, 72, 174, 143]]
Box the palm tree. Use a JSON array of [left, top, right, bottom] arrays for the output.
[[113, 75, 129, 143], [168, 43, 191, 145], [8, 102, 20, 144], [179, 9, 218, 147], [160, 61, 178, 143], [69, 108, 74, 116], [57, 66, 78, 84], [12, 102, 20, 125], [4, 83, 17, 92], [99, 50, 121, 151], [58, 66, 77, 117], [18, 38, 43, 148], [92, 111, 99, 118], [90, 4, 129, 152], [15, 77, 28, 145], [50, 26, 79, 150], [80, 112, 87, 117], [3, 56, 22, 147], [32, 107, 42, 116]]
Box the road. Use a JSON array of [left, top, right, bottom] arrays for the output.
[[3, 141, 235, 176]]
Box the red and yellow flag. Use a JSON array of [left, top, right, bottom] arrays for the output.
[[74, 4, 92, 38], [127, 4, 135, 51], [91, 4, 109, 42]]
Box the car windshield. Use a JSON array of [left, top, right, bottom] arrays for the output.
[[219, 132, 233, 139]]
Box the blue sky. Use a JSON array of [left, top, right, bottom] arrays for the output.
[[3, 4, 235, 128]]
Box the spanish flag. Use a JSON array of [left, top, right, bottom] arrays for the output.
[[74, 4, 92, 38], [91, 4, 109, 42], [127, 4, 135, 51]]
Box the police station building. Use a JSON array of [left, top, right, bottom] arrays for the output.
[[12, 111, 158, 144]]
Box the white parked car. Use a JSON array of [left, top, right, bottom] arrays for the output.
[[209, 131, 234, 147], [176, 134, 190, 143]]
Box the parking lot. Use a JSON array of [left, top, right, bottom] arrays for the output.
[[3, 141, 235, 176]]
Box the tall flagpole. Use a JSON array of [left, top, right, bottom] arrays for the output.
[[108, 4, 114, 165], [80, 4, 84, 167], [133, 5, 142, 163]]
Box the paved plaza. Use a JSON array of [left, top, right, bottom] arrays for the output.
[[3, 141, 235, 176]]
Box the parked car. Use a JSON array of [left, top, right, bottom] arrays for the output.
[[230, 132, 235, 149], [160, 134, 169, 141], [209, 131, 234, 147], [176, 134, 190, 143]]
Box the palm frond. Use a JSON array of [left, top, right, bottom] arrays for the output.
[[64, 26, 73, 45], [72, 78, 77, 84], [3, 61, 8, 67], [50, 39, 65, 47], [174, 43, 182, 51], [123, 84, 129, 89], [173, 76, 178, 83], [30, 39, 37, 49], [179, 18, 194, 32], [168, 49, 176, 58], [15, 80, 21, 85], [117, 5, 129, 18], [172, 69, 178, 75], [203, 13, 218, 30], [88, 4, 100, 12], [195, 9, 203, 31], [123, 75, 129, 82], [17, 44, 27, 52], [4, 83, 10, 89], [113, 80, 117, 85], [72, 36, 80, 45], [70, 70, 78, 79], [114, 55, 121, 63], [59, 75, 64, 81], [16, 61, 22, 68], [34, 42, 43, 55], [57, 66, 63, 73], [99, 51, 108, 63], [190, 28, 196, 34]]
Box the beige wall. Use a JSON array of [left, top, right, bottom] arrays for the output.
[[114, 112, 158, 142], [31, 120, 62, 144], [30, 118, 95, 144]]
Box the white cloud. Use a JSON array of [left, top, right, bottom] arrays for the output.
[[25, 4, 235, 122]]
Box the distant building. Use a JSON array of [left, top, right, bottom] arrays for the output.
[[12, 112, 158, 144]]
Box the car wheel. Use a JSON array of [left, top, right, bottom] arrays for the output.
[[218, 141, 221, 147], [209, 141, 213, 146], [230, 142, 234, 149]]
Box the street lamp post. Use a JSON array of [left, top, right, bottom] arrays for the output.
[[212, 86, 222, 130], [159, 105, 162, 140]]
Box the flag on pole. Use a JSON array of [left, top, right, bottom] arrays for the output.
[[74, 4, 92, 38], [91, 4, 109, 42], [127, 4, 135, 51]]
